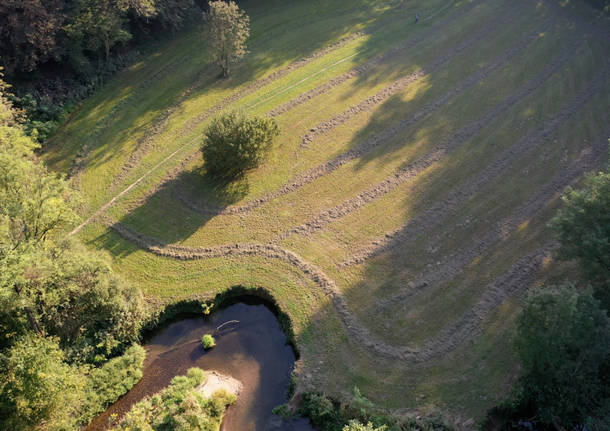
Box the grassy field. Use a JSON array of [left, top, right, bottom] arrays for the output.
[[46, 0, 610, 422]]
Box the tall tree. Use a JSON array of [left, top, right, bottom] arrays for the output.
[[0, 0, 65, 73], [0, 334, 84, 431], [513, 287, 610, 428], [205, 0, 250, 77], [155, 0, 198, 31], [0, 78, 144, 361], [550, 161, 610, 308], [64, 0, 132, 63]]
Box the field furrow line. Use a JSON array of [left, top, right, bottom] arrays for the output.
[[69, 34, 365, 235], [107, 33, 364, 191], [411, 244, 555, 362], [265, 0, 477, 118], [109, 64, 217, 191], [106, 217, 554, 362], [122, 3, 483, 201], [104, 219, 410, 360], [175, 23, 545, 216], [280, 44, 598, 240], [372, 134, 609, 310], [299, 7, 517, 148], [340, 64, 608, 267], [179, 32, 365, 138], [69, 53, 192, 180]]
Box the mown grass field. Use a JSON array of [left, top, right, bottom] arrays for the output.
[[46, 0, 610, 422]]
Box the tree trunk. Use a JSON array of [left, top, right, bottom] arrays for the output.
[[104, 39, 110, 63], [25, 306, 43, 335]]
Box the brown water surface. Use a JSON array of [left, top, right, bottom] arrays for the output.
[[87, 301, 315, 431]]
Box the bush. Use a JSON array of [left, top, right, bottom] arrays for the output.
[[111, 367, 236, 431], [299, 391, 451, 431], [550, 168, 610, 309], [0, 335, 84, 431], [343, 420, 387, 431], [80, 345, 146, 424], [201, 334, 216, 350], [509, 287, 610, 428], [202, 111, 279, 179]]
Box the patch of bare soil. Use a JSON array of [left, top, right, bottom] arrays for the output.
[[197, 371, 243, 398]]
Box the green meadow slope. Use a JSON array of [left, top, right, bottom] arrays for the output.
[[47, 0, 610, 421]]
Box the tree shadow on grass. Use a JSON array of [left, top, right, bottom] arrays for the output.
[[49, 0, 393, 180], [89, 165, 250, 258]]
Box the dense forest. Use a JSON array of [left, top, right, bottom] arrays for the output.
[[0, 71, 149, 429]]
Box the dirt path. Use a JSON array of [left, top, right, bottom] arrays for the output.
[[279, 44, 602, 241], [174, 23, 546, 217]]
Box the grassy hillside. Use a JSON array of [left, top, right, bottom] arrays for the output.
[[46, 0, 610, 421]]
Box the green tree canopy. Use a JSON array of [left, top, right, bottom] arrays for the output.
[[550, 163, 610, 308], [202, 111, 279, 179], [0, 0, 65, 73], [342, 420, 387, 431], [205, 0, 250, 77], [0, 78, 144, 362], [513, 287, 610, 428], [111, 368, 236, 431], [0, 334, 85, 431]]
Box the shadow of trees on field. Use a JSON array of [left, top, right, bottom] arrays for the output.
[[338, 0, 610, 353], [88, 0, 429, 252], [92, 0, 504, 256], [89, 0, 610, 419], [90, 162, 251, 258], [52, 0, 395, 178]]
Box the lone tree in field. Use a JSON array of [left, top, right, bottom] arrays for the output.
[[201, 111, 279, 179], [205, 1, 250, 77]]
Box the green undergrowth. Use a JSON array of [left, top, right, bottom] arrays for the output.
[[109, 367, 236, 431], [298, 390, 452, 431], [81, 345, 146, 426]]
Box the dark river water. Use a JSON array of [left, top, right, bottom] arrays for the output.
[[87, 302, 316, 431]]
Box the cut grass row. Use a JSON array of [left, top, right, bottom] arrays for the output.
[[50, 0, 610, 420]]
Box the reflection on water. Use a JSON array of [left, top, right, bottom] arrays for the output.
[[87, 302, 315, 431]]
